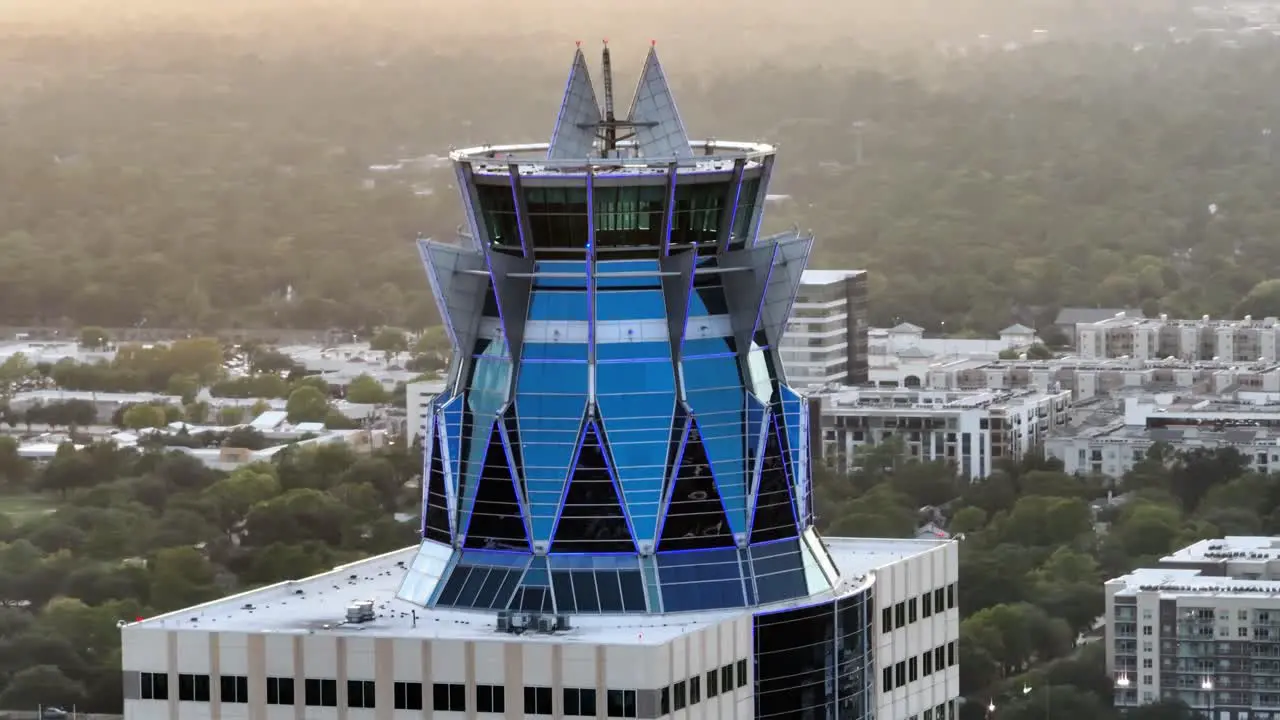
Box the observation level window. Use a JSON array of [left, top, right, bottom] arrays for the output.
[[731, 176, 761, 247], [525, 186, 590, 251], [474, 184, 521, 249], [594, 185, 665, 249], [669, 182, 727, 249]]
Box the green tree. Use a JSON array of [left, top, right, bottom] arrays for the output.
[[0, 664, 88, 709], [122, 403, 167, 430], [78, 326, 110, 350], [370, 327, 409, 353], [286, 386, 330, 424], [217, 405, 246, 426], [346, 374, 389, 404], [147, 546, 219, 612]]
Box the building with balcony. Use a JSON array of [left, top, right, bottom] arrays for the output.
[[1048, 392, 1280, 477], [119, 45, 959, 720], [778, 269, 868, 387], [1076, 312, 1280, 363], [1106, 536, 1280, 716], [813, 387, 1071, 479]]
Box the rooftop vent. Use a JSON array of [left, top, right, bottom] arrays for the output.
[[345, 600, 376, 624], [497, 611, 571, 636]]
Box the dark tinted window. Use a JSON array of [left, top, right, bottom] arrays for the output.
[[669, 181, 727, 248], [594, 184, 666, 250], [474, 183, 521, 249], [525, 186, 589, 251]]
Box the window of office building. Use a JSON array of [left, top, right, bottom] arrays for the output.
[[178, 674, 210, 702], [433, 683, 465, 712], [706, 669, 719, 698], [220, 676, 248, 704], [477, 684, 505, 713], [347, 680, 375, 709], [394, 682, 423, 711], [265, 677, 293, 705], [305, 679, 337, 707], [564, 688, 597, 717], [606, 689, 638, 718], [525, 686, 553, 715]]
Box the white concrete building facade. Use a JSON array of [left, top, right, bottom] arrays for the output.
[[779, 270, 868, 388], [814, 387, 1071, 478], [121, 538, 959, 720], [1106, 537, 1280, 717]]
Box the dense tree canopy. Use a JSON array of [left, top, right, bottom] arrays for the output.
[[0, 2, 1274, 334]]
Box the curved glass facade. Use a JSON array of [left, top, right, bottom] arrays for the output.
[[753, 589, 875, 720], [470, 173, 764, 257]]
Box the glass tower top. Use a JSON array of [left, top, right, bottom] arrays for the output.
[[399, 45, 840, 616]]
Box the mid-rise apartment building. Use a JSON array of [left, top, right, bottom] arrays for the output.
[[813, 387, 1071, 478], [1049, 393, 1280, 477], [1077, 313, 1280, 363], [1107, 536, 1280, 718], [779, 270, 869, 387]]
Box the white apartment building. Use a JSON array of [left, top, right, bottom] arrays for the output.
[[813, 387, 1072, 478], [779, 270, 868, 388], [1049, 393, 1280, 477], [1106, 536, 1280, 717], [120, 537, 960, 720], [404, 380, 448, 445], [1077, 313, 1280, 363]]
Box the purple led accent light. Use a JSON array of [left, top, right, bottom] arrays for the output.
[[653, 418, 691, 546], [545, 413, 592, 545], [676, 257, 699, 362], [497, 418, 536, 553], [723, 169, 745, 252], [590, 417, 641, 553]]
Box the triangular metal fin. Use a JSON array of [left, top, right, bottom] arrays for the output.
[[626, 47, 692, 159], [548, 48, 603, 160]]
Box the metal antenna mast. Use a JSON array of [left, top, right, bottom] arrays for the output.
[[601, 40, 618, 153]]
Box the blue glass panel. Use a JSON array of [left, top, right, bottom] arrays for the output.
[[488, 569, 524, 610], [459, 419, 497, 538], [441, 394, 465, 499], [596, 259, 660, 287], [528, 291, 590, 321], [745, 393, 768, 505], [596, 349, 675, 544], [551, 570, 577, 613], [778, 385, 808, 524], [522, 556, 551, 586], [739, 550, 757, 605], [750, 539, 809, 605], [619, 571, 647, 612], [435, 564, 470, 606], [657, 549, 745, 612], [571, 571, 601, 612], [680, 340, 747, 535], [596, 290, 667, 322], [458, 550, 530, 569], [594, 571, 622, 611], [516, 359, 588, 545], [467, 341, 511, 419], [596, 342, 672, 362], [455, 566, 491, 608], [682, 337, 736, 358], [522, 342, 589, 362], [533, 261, 588, 288]]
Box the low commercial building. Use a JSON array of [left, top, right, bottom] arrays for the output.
[[121, 537, 959, 720], [1106, 536, 1280, 716], [813, 387, 1071, 478]]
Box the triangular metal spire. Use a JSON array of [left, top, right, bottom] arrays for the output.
[[626, 46, 692, 159], [548, 47, 603, 160]]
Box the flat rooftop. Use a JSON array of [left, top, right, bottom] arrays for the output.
[[1056, 420, 1280, 444], [125, 537, 946, 645], [800, 269, 865, 286], [1110, 537, 1280, 600]]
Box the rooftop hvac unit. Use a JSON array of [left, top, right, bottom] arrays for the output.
[[345, 600, 375, 624], [496, 610, 512, 633], [537, 615, 557, 634]]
